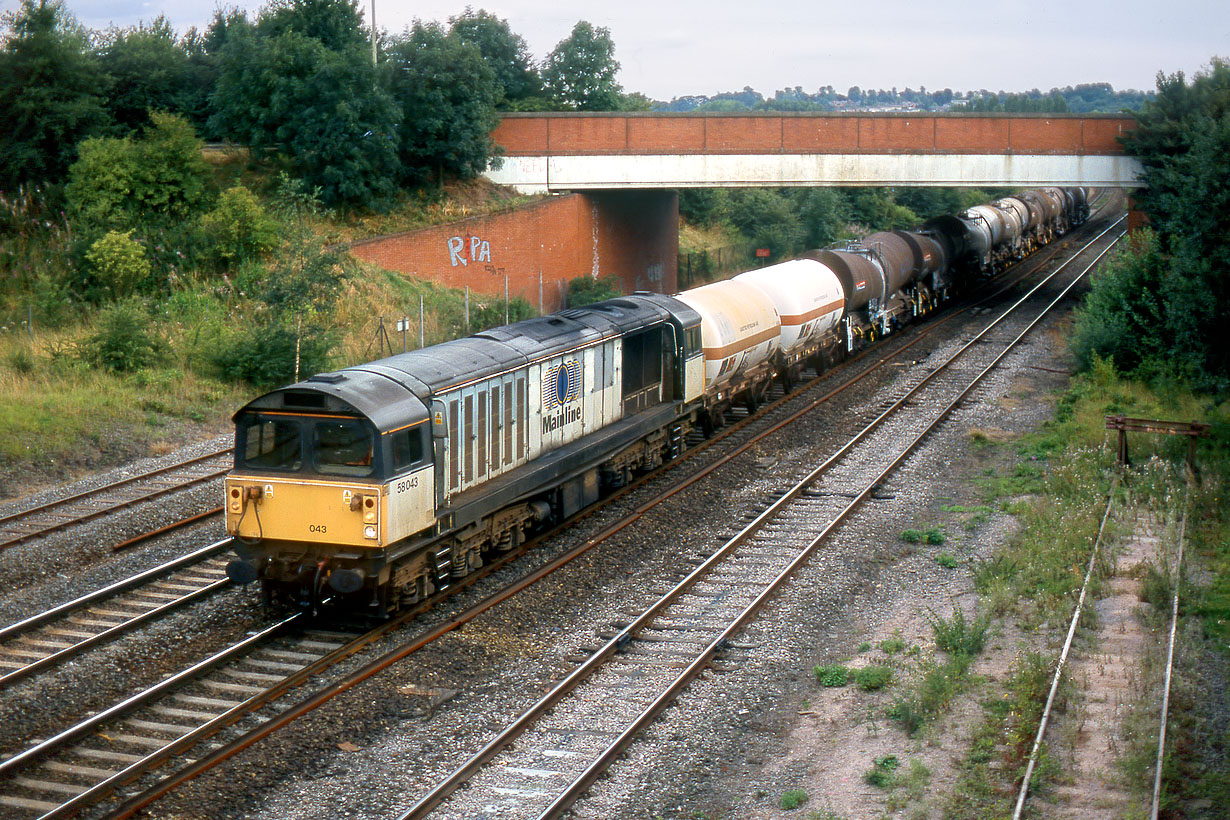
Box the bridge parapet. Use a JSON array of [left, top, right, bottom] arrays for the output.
[[486, 113, 1142, 192]]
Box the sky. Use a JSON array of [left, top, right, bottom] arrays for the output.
[[7, 0, 1229, 101]]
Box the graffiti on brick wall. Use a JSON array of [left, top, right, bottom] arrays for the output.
[[447, 235, 492, 267]]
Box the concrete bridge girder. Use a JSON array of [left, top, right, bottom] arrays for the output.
[[486, 153, 1144, 194]]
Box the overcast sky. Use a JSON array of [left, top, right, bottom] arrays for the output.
[[9, 0, 1229, 100]]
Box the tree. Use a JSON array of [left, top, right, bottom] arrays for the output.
[[97, 16, 200, 132], [209, 8, 399, 209], [449, 8, 540, 106], [0, 0, 111, 188], [387, 22, 500, 186], [542, 21, 621, 111], [1076, 59, 1230, 389], [66, 112, 210, 232]]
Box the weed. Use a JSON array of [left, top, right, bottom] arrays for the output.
[[857, 641, 871, 652], [888, 653, 975, 735], [928, 607, 991, 656], [1138, 561, 1174, 609], [779, 788, 808, 810], [901, 526, 945, 545], [814, 664, 848, 687], [853, 665, 893, 691], [5, 346, 35, 374], [863, 754, 900, 788], [879, 633, 905, 655], [935, 552, 959, 569]]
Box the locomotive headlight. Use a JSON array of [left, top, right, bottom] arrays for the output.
[[363, 496, 376, 523], [364, 525, 377, 539], [228, 486, 241, 513]]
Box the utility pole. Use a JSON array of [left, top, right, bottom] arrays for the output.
[[369, 0, 376, 66]]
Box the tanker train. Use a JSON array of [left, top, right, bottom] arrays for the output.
[[224, 186, 1089, 613]]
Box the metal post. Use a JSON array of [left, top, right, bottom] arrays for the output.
[[418, 296, 424, 349], [464, 286, 470, 334], [538, 270, 544, 314], [505, 275, 509, 324], [369, 0, 376, 67]]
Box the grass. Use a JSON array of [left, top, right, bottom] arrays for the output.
[[779, 788, 809, 810], [887, 652, 976, 736], [0, 326, 244, 492], [946, 361, 1230, 816], [927, 607, 990, 656], [814, 663, 849, 687], [863, 754, 900, 787], [853, 665, 893, 691], [878, 635, 905, 655], [901, 526, 946, 545]]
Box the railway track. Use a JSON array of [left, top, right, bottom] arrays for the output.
[[0, 541, 233, 689], [396, 217, 1127, 819], [0, 448, 232, 553], [0, 204, 1123, 819]]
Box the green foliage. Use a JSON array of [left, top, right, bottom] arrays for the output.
[[936, 552, 959, 569], [199, 185, 279, 266], [863, 755, 900, 787], [901, 526, 945, 545], [81, 299, 163, 371], [209, 5, 398, 209], [964, 91, 1069, 113], [928, 607, 990, 656], [853, 665, 893, 691], [66, 112, 211, 232], [1107, 59, 1230, 390], [567, 275, 622, 307], [387, 22, 501, 186], [212, 319, 334, 388], [778, 789, 809, 810], [878, 635, 905, 655], [1071, 230, 1168, 375], [542, 20, 622, 111], [448, 8, 540, 105], [97, 16, 201, 132], [83, 230, 150, 300], [0, 0, 112, 188], [813, 663, 849, 687], [727, 188, 805, 261], [887, 653, 974, 735]]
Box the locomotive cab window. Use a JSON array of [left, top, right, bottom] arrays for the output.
[[240, 416, 302, 471], [391, 426, 428, 474], [313, 419, 375, 477]]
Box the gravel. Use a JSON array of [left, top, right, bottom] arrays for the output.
[[0, 262, 1085, 820]]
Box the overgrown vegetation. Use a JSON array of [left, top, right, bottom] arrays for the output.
[[1074, 59, 1230, 392]]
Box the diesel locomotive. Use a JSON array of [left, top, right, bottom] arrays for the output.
[[224, 186, 1090, 613]]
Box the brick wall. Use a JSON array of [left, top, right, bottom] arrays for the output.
[[348, 191, 678, 313], [491, 113, 1136, 157]]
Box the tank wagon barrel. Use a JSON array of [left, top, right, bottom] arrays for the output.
[[223, 186, 1090, 615]]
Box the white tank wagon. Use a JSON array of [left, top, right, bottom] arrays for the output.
[[734, 259, 846, 387], [675, 279, 781, 420]]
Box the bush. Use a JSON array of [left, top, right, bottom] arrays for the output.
[[81, 300, 163, 372], [83, 231, 151, 301], [863, 755, 900, 788], [779, 788, 809, 810], [567, 274, 622, 307], [814, 663, 849, 687], [200, 186, 280, 267], [928, 607, 990, 656], [212, 321, 335, 388], [853, 665, 893, 691]]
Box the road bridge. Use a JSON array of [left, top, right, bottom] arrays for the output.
[[485, 112, 1141, 193]]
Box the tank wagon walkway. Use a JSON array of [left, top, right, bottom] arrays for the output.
[[484, 112, 1142, 193]]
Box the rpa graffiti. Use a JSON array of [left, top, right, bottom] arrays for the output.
[[447, 235, 492, 267]]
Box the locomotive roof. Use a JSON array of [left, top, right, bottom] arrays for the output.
[[233, 294, 684, 433]]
